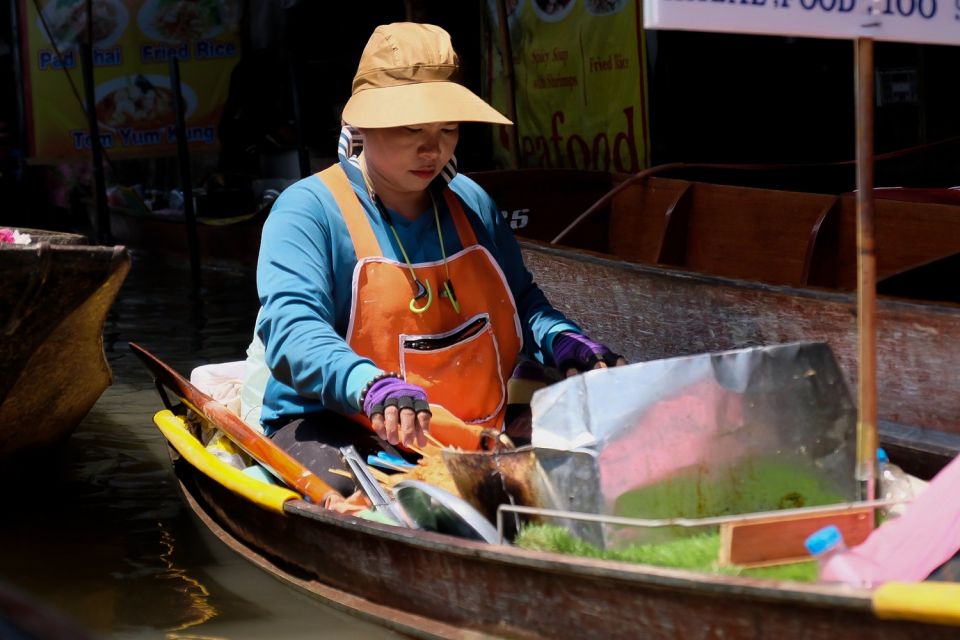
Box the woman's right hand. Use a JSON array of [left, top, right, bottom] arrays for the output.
[[362, 375, 431, 447]]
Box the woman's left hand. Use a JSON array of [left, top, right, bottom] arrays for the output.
[[552, 331, 626, 378]]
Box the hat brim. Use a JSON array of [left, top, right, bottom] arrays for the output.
[[342, 82, 512, 128]]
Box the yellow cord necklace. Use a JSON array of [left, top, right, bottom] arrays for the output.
[[359, 155, 461, 315], [382, 194, 461, 315]]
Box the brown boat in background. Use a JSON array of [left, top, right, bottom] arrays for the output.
[[518, 239, 960, 479], [109, 208, 265, 269], [474, 169, 960, 303], [467, 169, 960, 476], [0, 230, 130, 459], [106, 168, 960, 287]]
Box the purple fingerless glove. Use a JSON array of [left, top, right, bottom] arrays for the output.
[[362, 375, 431, 417], [551, 331, 624, 373]]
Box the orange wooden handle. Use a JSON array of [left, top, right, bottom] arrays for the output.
[[129, 342, 338, 503]]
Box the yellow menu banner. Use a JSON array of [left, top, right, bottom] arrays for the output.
[[19, 0, 241, 162], [485, 0, 649, 172]]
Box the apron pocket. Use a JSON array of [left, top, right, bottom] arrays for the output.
[[400, 314, 505, 425]]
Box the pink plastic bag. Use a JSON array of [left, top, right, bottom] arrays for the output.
[[823, 454, 960, 586]]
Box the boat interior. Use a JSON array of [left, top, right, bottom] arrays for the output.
[[472, 170, 960, 302]]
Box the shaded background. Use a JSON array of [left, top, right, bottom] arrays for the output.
[[3, 1, 960, 235]]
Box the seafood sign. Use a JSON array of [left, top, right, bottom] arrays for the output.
[[18, 0, 241, 161], [483, 0, 648, 172], [645, 0, 960, 45]]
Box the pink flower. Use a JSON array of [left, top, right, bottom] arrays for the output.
[[0, 228, 14, 244]]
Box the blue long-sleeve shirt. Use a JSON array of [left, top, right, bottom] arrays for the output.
[[256, 159, 578, 432]]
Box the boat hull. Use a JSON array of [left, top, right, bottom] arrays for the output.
[[176, 447, 958, 639], [519, 240, 960, 476], [0, 237, 130, 459]]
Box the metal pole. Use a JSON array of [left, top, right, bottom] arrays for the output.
[[496, 498, 905, 544], [11, 0, 27, 158], [854, 37, 877, 502], [169, 56, 201, 287], [495, 0, 520, 169], [81, 0, 111, 244]]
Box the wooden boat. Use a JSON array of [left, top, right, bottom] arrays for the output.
[[0, 230, 130, 459], [472, 169, 960, 304], [518, 239, 960, 478], [109, 207, 265, 268], [468, 169, 960, 474], [134, 344, 960, 639]]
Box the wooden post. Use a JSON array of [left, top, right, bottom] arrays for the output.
[[854, 37, 877, 502], [169, 56, 201, 287], [81, 0, 111, 244], [10, 1, 27, 158], [495, 0, 520, 169]]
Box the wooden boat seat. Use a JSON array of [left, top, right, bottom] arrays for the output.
[[808, 196, 960, 291], [607, 178, 960, 295], [473, 169, 960, 301], [608, 176, 687, 264], [609, 178, 838, 287]]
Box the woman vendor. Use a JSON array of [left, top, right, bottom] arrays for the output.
[[253, 22, 624, 495]]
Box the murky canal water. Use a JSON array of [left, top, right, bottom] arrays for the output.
[[1, 252, 399, 639]]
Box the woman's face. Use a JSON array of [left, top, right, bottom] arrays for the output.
[[361, 122, 460, 199]]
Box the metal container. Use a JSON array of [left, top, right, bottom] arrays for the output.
[[447, 342, 858, 548]]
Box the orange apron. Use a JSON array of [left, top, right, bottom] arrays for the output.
[[318, 165, 522, 450]]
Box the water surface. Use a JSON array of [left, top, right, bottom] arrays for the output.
[[1, 253, 398, 639]]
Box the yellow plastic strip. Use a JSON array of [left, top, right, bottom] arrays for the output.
[[153, 410, 300, 514], [873, 582, 960, 626]]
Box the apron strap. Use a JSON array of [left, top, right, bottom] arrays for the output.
[[444, 190, 479, 248], [318, 164, 479, 258], [316, 165, 381, 260]]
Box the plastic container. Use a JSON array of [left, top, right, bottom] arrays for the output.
[[804, 525, 873, 587], [877, 448, 914, 519]]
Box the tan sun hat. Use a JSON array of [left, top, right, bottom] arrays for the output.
[[342, 22, 512, 129]]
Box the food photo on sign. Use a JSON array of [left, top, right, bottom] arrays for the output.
[[14, 0, 272, 249], [37, 0, 129, 48], [94, 73, 196, 132], [136, 0, 239, 43]]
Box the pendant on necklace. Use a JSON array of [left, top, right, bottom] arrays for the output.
[[413, 278, 429, 300]]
